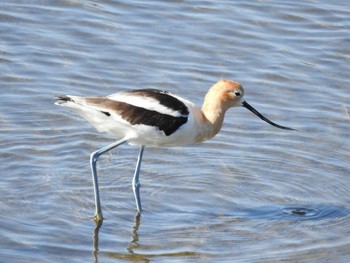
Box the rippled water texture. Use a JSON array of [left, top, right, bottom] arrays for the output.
[[1, 1, 350, 262]]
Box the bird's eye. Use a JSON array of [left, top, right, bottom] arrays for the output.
[[234, 91, 241, 96]]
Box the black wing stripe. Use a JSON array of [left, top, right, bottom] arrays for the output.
[[85, 98, 188, 136], [128, 89, 189, 116]]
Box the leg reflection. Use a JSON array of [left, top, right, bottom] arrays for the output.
[[127, 212, 141, 253], [92, 212, 141, 262], [93, 219, 103, 263]]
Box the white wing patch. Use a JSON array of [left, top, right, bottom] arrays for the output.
[[107, 92, 186, 117]]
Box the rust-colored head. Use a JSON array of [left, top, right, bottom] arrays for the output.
[[205, 80, 296, 130], [205, 80, 245, 112]]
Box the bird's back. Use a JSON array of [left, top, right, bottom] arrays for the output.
[[56, 89, 203, 146]]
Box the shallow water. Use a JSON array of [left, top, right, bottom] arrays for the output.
[[1, 1, 350, 262]]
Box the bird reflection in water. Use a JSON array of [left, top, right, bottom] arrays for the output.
[[92, 212, 142, 263], [92, 212, 196, 262]]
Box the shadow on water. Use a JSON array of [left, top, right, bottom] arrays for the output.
[[92, 213, 196, 263], [232, 203, 350, 221]]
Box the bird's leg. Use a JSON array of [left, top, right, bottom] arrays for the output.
[[90, 138, 127, 222], [132, 145, 145, 213]]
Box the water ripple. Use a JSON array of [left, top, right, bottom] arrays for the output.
[[235, 204, 350, 221]]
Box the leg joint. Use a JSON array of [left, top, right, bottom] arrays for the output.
[[90, 151, 100, 163], [133, 181, 141, 189]]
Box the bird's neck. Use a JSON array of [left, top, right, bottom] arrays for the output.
[[196, 102, 227, 142]]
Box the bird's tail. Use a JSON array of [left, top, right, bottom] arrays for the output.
[[55, 95, 75, 105]]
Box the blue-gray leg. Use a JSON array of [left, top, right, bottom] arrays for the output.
[[132, 145, 145, 213], [90, 138, 127, 221]]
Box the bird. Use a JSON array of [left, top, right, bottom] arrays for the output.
[[55, 79, 295, 221]]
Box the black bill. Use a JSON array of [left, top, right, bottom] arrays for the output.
[[242, 101, 296, 131]]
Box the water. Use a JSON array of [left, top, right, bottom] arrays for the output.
[[1, 1, 350, 262]]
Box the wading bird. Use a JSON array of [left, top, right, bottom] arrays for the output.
[[55, 80, 294, 221]]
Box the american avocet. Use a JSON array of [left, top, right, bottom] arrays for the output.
[[55, 80, 294, 221]]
